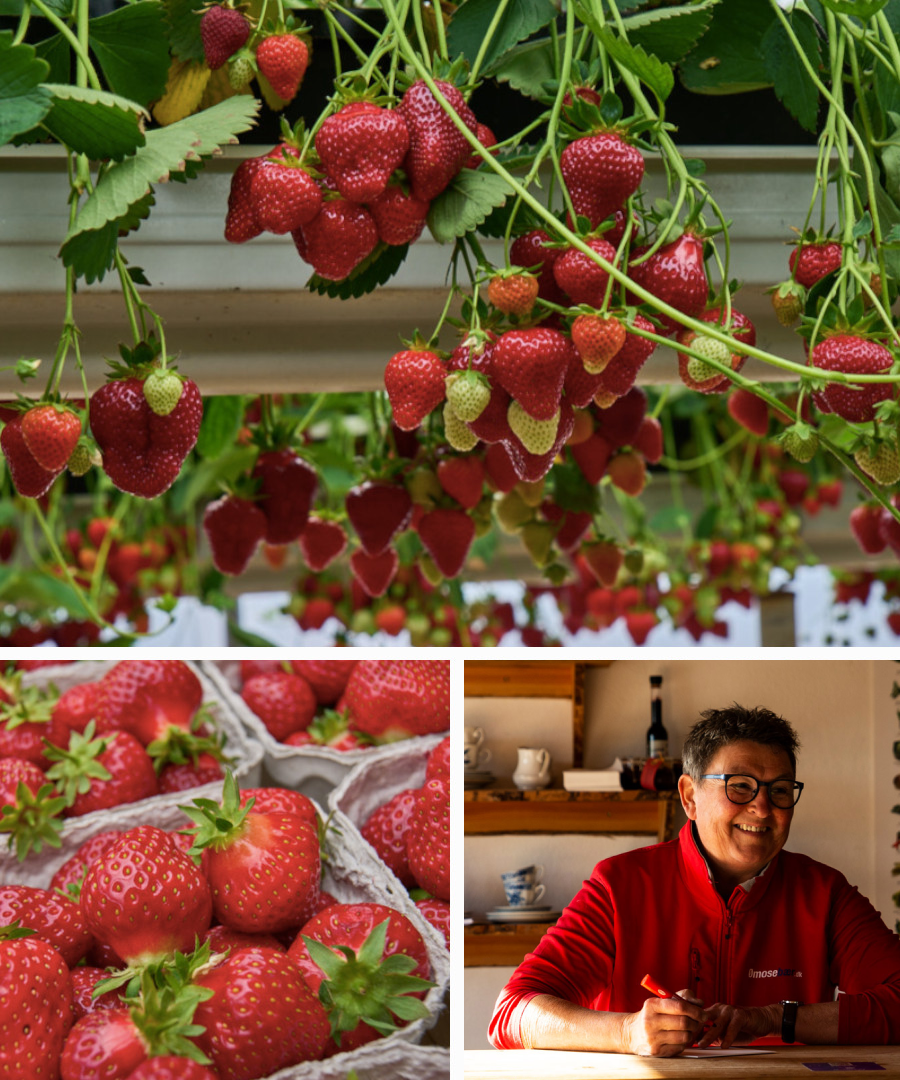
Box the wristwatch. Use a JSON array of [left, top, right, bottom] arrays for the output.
[[780, 1000, 800, 1043]]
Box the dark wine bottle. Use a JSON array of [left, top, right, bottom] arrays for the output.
[[647, 675, 668, 758]]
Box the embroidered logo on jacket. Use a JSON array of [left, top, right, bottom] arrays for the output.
[[747, 967, 802, 978]]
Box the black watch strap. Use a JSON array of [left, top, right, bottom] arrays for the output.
[[781, 1000, 800, 1044]]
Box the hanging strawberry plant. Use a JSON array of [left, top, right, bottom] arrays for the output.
[[2, 0, 900, 646]]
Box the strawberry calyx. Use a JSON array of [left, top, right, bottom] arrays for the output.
[[302, 917, 434, 1045], [179, 770, 253, 858], [42, 720, 113, 805], [145, 710, 231, 775], [0, 681, 54, 730], [0, 780, 67, 861]]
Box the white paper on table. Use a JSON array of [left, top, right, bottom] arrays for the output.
[[683, 1048, 776, 1058]]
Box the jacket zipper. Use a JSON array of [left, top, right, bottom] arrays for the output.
[[690, 948, 701, 999]]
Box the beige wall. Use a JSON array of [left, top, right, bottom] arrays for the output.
[[464, 657, 897, 1049]]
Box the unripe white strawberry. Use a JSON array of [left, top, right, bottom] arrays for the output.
[[854, 440, 900, 485], [508, 400, 558, 455], [781, 425, 819, 463], [685, 335, 732, 384], [494, 489, 533, 534], [443, 401, 479, 451], [445, 370, 491, 422], [521, 521, 555, 567], [516, 478, 545, 507], [143, 370, 184, 417], [229, 56, 255, 90]]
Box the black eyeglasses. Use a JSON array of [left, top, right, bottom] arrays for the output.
[[700, 774, 804, 809]]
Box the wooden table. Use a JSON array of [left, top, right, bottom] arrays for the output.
[[464, 1047, 900, 1078]]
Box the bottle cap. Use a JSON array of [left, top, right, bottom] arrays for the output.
[[650, 675, 662, 686]]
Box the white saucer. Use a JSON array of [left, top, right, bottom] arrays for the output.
[[493, 904, 550, 913], [487, 910, 561, 923]]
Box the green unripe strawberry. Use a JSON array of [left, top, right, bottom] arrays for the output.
[[406, 467, 443, 508], [229, 56, 255, 90], [516, 478, 545, 507], [508, 400, 558, 455], [685, 336, 731, 384], [767, 280, 806, 326], [143, 370, 184, 417], [419, 551, 444, 586], [782, 425, 819, 464], [445, 371, 491, 422], [494, 490, 533, 534], [67, 438, 96, 476], [521, 521, 555, 567], [443, 402, 479, 451], [854, 440, 900, 485]]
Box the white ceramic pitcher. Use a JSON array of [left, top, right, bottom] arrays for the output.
[[513, 746, 551, 790]]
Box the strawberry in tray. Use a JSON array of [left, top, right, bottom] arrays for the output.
[[344, 659, 450, 744]]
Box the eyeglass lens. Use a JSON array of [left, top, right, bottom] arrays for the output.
[[726, 775, 798, 807]]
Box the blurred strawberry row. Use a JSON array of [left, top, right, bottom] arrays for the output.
[[0, 657, 450, 1080]]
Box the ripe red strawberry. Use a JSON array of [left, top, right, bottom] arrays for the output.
[[316, 102, 409, 202], [437, 455, 485, 509], [488, 272, 539, 315], [594, 313, 657, 397], [407, 777, 449, 900], [61, 1007, 148, 1079], [777, 469, 810, 506], [90, 375, 202, 498], [289, 660, 357, 705], [344, 660, 450, 742], [850, 503, 887, 554], [633, 415, 663, 463], [158, 753, 224, 794], [345, 479, 413, 554], [299, 516, 347, 571], [182, 774, 320, 933], [0, 884, 92, 967], [790, 240, 842, 287], [571, 313, 626, 373], [256, 33, 308, 102], [492, 327, 573, 420], [224, 156, 264, 243], [49, 830, 122, 900], [818, 478, 843, 506], [94, 659, 203, 745], [809, 334, 894, 421], [541, 503, 592, 552], [569, 429, 614, 484], [417, 506, 475, 578], [241, 669, 317, 741], [360, 788, 418, 887], [203, 493, 267, 575], [467, 381, 513, 444], [80, 826, 212, 965], [552, 236, 618, 307], [727, 387, 769, 435], [366, 181, 430, 245], [288, 902, 432, 1050], [582, 539, 624, 586], [251, 448, 317, 543], [45, 724, 159, 815], [0, 684, 58, 768], [483, 440, 520, 492], [0, 755, 47, 808], [510, 229, 567, 305], [71, 966, 126, 1021], [561, 130, 644, 228], [625, 609, 659, 645], [1, 413, 61, 497], [416, 897, 450, 949], [464, 121, 498, 169], [384, 347, 446, 431], [0, 931, 74, 1077], [21, 404, 81, 471], [628, 232, 708, 331], [250, 157, 322, 234], [200, 4, 250, 69], [563, 348, 606, 408], [126, 1059, 219, 1080], [350, 546, 399, 597], [397, 79, 478, 201], [294, 198, 378, 280], [238, 785, 317, 826]]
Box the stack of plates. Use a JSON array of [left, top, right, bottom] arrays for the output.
[[486, 905, 561, 923], [464, 769, 495, 790]]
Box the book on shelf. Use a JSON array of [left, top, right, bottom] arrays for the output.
[[562, 761, 624, 792]]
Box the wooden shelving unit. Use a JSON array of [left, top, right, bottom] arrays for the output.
[[465, 921, 558, 967]]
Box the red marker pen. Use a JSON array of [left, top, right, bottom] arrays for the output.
[[641, 973, 674, 998]]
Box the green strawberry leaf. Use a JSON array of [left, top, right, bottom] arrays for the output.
[[88, 1, 171, 107], [760, 13, 820, 134], [33, 33, 72, 85], [487, 36, 555, 100], [595, 25, 674, 103], [41, 84, 147, 161], [428, 169, 513, 244], [165, 0, 206, 63], [307, 242, 410, 300], [196, 395, 246, 459], [0, 33, 52, 147], [678, 0, 774, 94], [622, 0, 719, 65], [819, 0, 888, 15], [59, 191, 155, 284], [446, 0, 557, 74], [694, 504, 719, 540]]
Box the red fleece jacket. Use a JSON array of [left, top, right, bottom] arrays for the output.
[[488, 822, 900, 1048]]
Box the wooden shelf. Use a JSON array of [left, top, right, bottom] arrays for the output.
[[465, 921, 558, 967], [464, 787, 676, 843]]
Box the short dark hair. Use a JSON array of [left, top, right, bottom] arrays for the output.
[[681, 704, 801, 780]]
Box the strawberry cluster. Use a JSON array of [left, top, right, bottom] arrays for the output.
[[0, 661, 235, 860], [236, 658, 450, 750], [225, 78, 493, 284], [0, 770, 440, 1078]]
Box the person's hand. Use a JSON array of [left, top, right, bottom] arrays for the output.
[[622, 990, 708, 1057], [692, 1002, 779, 1049]]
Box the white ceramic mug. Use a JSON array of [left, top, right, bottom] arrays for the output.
[[463, 744, 492, 770], [504, 882, 546, 906], [513, 746, 551, 789], [464, 726, 485, 748], [501, 864, 544, 887]]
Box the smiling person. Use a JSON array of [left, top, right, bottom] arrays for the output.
[[488, 705, 900, 1056]]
